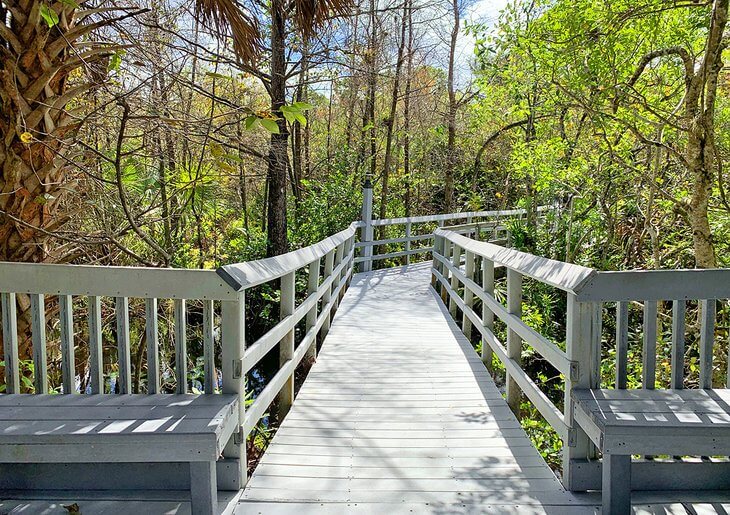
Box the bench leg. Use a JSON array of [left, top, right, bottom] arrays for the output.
[[603, 453, 631, 514], [190, 460, 217, 515]]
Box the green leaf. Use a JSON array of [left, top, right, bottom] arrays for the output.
[[244, 116, 258, 130], [260, 118, 280, 134], [206, 72, 231, 80], [59, 0, 79, 8], [40, 4, 59, 28], [280, 106, 307, 126], [108, 50, 124, 72], [292, 101, 313, 111]]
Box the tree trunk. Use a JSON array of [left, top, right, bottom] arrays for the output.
[[378, 0, 408, 241], [403, 0, 414, 218], [445, 0, 459, 212], [266, 0, 290, 257], [0, 1, 117, 360]]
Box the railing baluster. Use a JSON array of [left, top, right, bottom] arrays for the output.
[[482, 257, 495, 371], [699, 299, 716, 389], [30, 293, 48, 394], [449, 244, 462, 318], [642, 300, 657, 390], [505, 269, 523, 415], [59, 294, 75, 394], [462, 250, 475, 338], [1, 293, 19, 393], [322, 249, 335, 337], [174, 299, 188, 394], [88, 295, 103, 394], [306, 259, 321, 362], [405, 222, 412, 266], [115, 297, 131, 394], [145, 297, 160, 394], [333, 243, 345, 310], [203, 299, 215, 394], [278, 271, 296, 419], [671, 299, 686, 389], [615, 301, 628, 389]]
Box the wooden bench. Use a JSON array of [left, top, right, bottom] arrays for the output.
[[0, 394, 239, 514], [572, 388, 730, 514]]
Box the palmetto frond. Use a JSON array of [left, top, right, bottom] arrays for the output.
[[289, 0, 352, 39], [194, 0, 262, 63]]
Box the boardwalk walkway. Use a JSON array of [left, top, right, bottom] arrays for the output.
[[237, 264, 598, 514]]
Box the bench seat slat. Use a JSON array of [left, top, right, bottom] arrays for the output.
[[0, 394, 239, 459], [572, 388, 730, 456], [0, 393, 236, 407]]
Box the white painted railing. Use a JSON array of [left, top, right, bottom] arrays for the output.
[[432, 227, 730, 491], [0, 221, 358, 488]]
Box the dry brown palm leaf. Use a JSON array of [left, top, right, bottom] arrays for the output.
[[290, 0, 351, 38], [195, 0, 262, 63]]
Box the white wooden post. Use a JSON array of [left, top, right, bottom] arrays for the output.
[[203, 300, 215, 394], [642, 300, 658, 390], [405, 222, 412, 266], [30, 293, 48, 394], [563, 294, 602, 491], [322, 249, 335, 337], [449, 244, 461, 318], [88, 295, 104, 394], [278, 271, 295, 419], [615, 301, 628, 389], [462, 250, 475, 338], [505, 269, 522, 415], [305, 259, 321, 362], [173, 299, 187, 394], [221, 293, 246, 490], [361, 180, 374, 272], [482, 258, 495, 371], [671, 300, 686, 389], [115, 296, 132, 394], [59, 295, 75, 394], [1, 292, 19, 393], [431, 234, 444, 290], [699, 299, 716, 389], [332, 244, 345, 310], [144, 298, 159, 394]]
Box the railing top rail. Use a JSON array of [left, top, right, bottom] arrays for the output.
[[371, 208, 531, 227], [575, 269, 730, 302], [435, 228, 596, 294], [218, 223, 358, 291], [0, 261, 238, 300]]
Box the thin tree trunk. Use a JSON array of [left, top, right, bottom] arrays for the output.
[[266, 0, 290, 256], [445, 0, 459, 212]]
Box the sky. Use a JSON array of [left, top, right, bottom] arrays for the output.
[[454, 0, 511, 85]]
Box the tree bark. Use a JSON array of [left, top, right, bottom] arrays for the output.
[[266, 0, 290, 257], [444, 0, 459, 212]]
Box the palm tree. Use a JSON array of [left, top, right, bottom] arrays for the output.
[[0, 0, 348, 360]]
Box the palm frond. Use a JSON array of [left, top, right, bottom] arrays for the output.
[[290, 0, 352, 38], [195, 0, 262, 63]]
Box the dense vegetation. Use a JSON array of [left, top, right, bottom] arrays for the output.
[[1, 0, 730, 472]]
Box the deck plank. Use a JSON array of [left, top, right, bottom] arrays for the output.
[[237, 264, 590, 513]]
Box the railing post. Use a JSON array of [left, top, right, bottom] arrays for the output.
[[221, 293, 246, 489], [563, 293, 601, 491], [305, 258, 321, 362], [332, 243, 345, 310], [505, 269, 522, 416], [431, 233, 443, 289], [449, 244, 462, 318], [462, 250, 475, 338], [482, 257, 495, 371], [405, 221, 412, 266], [278, 271, 296, 420], [361, 179, 374, 272], [322, 249, 335, 337]]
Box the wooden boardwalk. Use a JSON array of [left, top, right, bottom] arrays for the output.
[[237, 263, 598, 514]]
